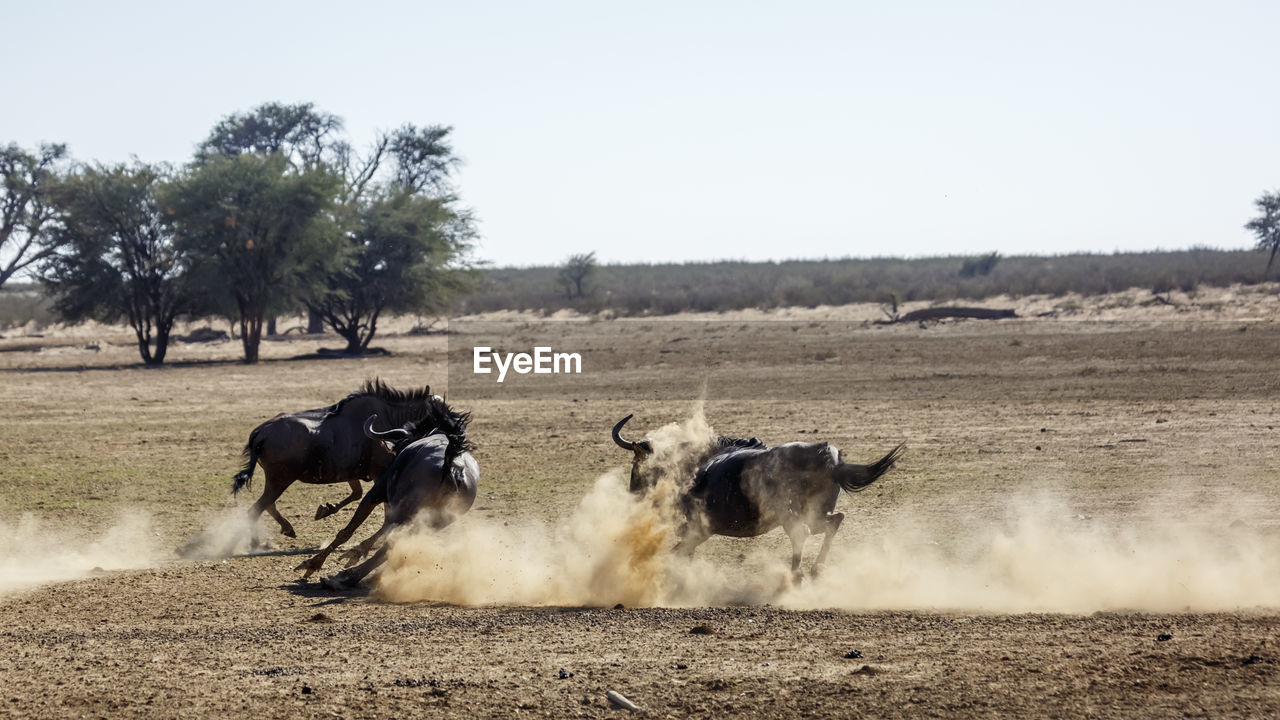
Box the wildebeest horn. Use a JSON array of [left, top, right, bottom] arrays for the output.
[[364, 414, 410, 441], [612, 414, 642, 452]]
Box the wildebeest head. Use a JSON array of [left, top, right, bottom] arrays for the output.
[[364, 396, 474, 460], [612, 414, 659, 493], [612, 414, 765, 495]]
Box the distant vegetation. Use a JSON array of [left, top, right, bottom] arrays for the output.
[[5, 112, 1279, 341], [3, 247, 1270, 331], [1, 103, 476, 363], [456, 248, 1264, 316], [0, 283, 53, 329]]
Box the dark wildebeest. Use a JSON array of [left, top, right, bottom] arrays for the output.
[[612, 414, 905, 578], [232, 380, 439, 539], [295, 398, 478, 590]]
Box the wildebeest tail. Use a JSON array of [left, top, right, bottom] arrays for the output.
[[232, 425, 266, 494], [835, 442, 906, 493]]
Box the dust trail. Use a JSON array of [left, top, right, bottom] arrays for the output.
[[0, 510, 162, 595], [374, 408, 1280, 612], [784, 494, 1280, 613], [176, 508, 264, 559]]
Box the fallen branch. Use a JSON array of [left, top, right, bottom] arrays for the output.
[[315, 346, 391, 357], [877, 307, 1017, 324]]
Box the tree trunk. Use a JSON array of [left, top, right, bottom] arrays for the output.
[[151, 322, 171, 365], [266, 316, 277, 336], [307, 307, 325, 334], [135, 330, 154, 365], [240, 314, 263, 363], [360, 310, 380, 353], [341, 329, 363, 355]]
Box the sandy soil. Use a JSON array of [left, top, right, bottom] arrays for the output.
[[1, 286, 1278, 718]]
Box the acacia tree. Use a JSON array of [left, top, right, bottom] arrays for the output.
[[305, 123, 476, 353], [1, 143, 68, 288], [309, 187, 475, 353], [41, 163, 197, 364], [558, 252, 597, 300], [165, 153, 346, 363], [1245, 190, 1280, 278], [198, 102, 348, 334]]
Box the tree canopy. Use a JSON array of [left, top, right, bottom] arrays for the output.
[[191, 103, 476, 354], [165, 152, 346, 363], [310, 188, 475, 353], [41, 162, 197, 364], [6, 101, 478, 362], [1245, 190, 1280, 278], [1, 143, 68, 288], [558, 252, 598, 301], [196, 102, 343, 172]]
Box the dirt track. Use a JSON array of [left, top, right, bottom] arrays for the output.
[[1, 290, 1279, 717]]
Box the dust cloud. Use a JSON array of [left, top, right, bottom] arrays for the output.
[[373, 409, 1280, 612], [375, 406, 758, 607], [783, 493, 1280, 613], [0, 510, 162, 595], [176, 508, 264, 559]]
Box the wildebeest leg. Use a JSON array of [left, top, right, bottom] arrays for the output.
[[338, 522, 388, 567], [672, 525, 709, 557], [263, 503, 296, 540], [784, 519, 809, 583], [295, 484, 385, 580], [315, 478, 363, 520], [811, 512, 845, 577], [249, 472, 296, 539], [321, 546, 389, 591]]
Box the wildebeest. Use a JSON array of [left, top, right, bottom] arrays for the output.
[[612, 414, 765, 494], [295, 397, 478, 590], [612, 414, 905, 577], [232, 380, 439, 538]]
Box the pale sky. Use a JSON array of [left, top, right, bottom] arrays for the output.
[[4, 1, 1278, 266]]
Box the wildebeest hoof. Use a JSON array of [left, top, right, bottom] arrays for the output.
[[294, 558, 322, 579], [281, 527, 297, 539], [314, 503, 336, 520], [320, 573, 357, 591]]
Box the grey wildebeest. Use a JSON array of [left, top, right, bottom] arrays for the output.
[[612, 414, 766, 494], [612, 414, 905, 578], [295, 397, 478, 590], [232, 380, 438, 539]]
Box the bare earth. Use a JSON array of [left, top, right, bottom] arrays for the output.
[[1, 286, 1278, 718]]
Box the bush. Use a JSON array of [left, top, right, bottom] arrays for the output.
[[960, 252, 1001, 277], [0, 283, 54, 330]]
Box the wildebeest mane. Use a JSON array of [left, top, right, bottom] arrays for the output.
[[326, 379, 434, 427], [403, 396, 475, 465], [714, 435, 766, 452]]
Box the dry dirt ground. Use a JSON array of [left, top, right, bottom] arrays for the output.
[[1, 287, 1279, 718]]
